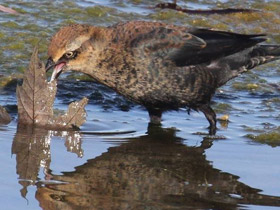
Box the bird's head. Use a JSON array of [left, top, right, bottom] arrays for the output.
[[46, 24, 105, 81]]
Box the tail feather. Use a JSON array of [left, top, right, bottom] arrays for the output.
[[215, 44, 280, 86], [245, 55, 279, 70], [177, 29, 267, 66], [251, 44, 280, 57], [245, 44, 280, 69]]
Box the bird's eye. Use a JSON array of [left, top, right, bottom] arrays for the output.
[[64, 51, 75, 59]]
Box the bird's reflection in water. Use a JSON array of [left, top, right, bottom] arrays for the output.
[[12, 124, 280, 209]]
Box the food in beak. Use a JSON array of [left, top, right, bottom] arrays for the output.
[[50, 62, 66, 81]]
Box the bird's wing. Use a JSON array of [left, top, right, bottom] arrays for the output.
[[129, 26, 266, 67], [129, 27, 206, 64]]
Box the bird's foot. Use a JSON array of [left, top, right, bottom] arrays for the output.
[[148, 109, 162, 125], [149, 115, 162, 125]]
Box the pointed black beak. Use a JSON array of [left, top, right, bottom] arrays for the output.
[[45, 57, 55, 72]]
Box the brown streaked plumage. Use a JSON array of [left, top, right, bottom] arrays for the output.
[[46, 21, 280, 135]]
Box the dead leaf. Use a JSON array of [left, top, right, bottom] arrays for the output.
[[17, 47, 56, 126], [0, 5, 19, 15], [51, 97, 89, 129], [17, 47, 88, 129], [0, 105, 11, 124]]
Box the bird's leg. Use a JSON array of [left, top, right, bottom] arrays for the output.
[[147, 108, 162, 124], [199, 104, 217, 135]]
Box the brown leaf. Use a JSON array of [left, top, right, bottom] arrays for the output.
[[17, 47, 56, 126], [17, 47, 88, 129], [51, 97, 89, 129]]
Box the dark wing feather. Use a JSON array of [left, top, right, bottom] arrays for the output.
[[130, 26, 266, 67], [172, 28, 266, 66], [130, 27, 206, 61]]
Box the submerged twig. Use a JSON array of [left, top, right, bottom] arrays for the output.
[[154, 2, 258, 15]]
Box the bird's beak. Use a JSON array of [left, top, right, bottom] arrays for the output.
[[45, 57, 66, 81], [46, 57, 55, 72]]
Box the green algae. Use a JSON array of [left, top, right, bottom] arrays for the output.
[[232, 81, 277, 94], [245, 131, 280, 147], [213, 103, 233, 114], [23, 24, 40, 32], [131, 0, 142, 4], [85, 6, 114, 17], [62, 8, 84, 16], [14, 54, 30, 61], [273, 35, 280, 44], [264, 97, 280, 104], [13, 7, 27, 14], [150, 10, 186, 21], [6, 43, 24, 51], [253, 2, 280, 12], [244, 123, 280, 147], [232, 82, 259, 91], [0, 32, 5, 39], [60, 19, 78, 26], [0, 75, 22, 88], [0, 76, 14, 88], [243, 126, 264, 133], [63, 1, 78, 8], [2, 21, 20, 29], [231, 12, 265, 23], [191, 18, 215, 28], [262, 98, 280, 110]]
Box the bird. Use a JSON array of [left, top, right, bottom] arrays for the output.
[[46, 21, 280, 135]]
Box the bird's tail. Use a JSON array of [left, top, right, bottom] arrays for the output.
[[245, 45, 280, 69], [216, 44, 280, 86]]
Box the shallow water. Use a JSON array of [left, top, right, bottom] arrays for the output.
[[0, 0, 280, 209]]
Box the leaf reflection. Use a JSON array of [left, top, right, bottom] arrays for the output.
[[12, 124, 83, 198]]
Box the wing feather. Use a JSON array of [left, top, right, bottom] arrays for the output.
[[130, 27, 206, 62], [127, 23, 266, 67]]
